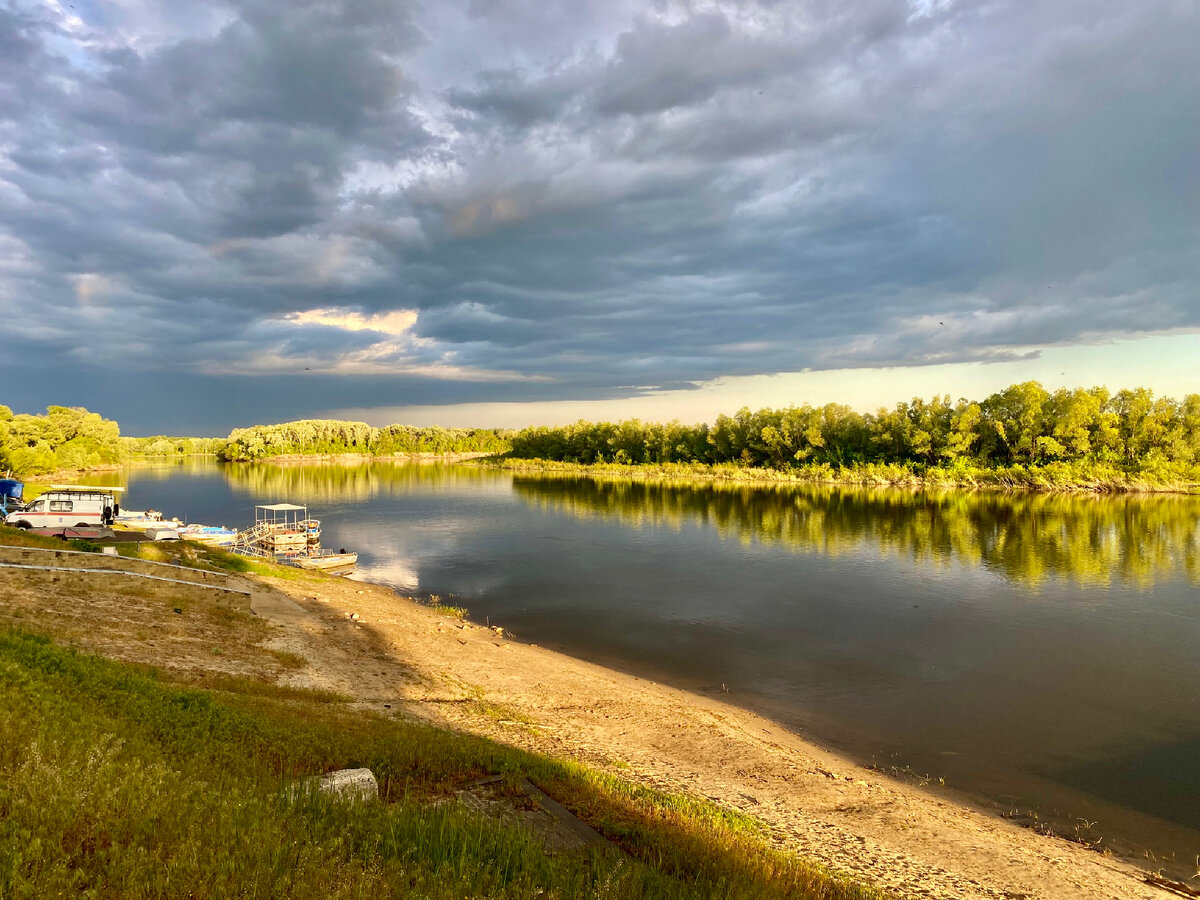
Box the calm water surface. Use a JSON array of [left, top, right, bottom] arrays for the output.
[[95, 459, 1200, 871]]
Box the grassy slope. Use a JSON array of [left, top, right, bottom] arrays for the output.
[[0, 536, 883, 900]]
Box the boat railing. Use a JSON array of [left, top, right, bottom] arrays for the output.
[[231, 543, 273, 559]]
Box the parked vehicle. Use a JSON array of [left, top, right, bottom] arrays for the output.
[[3, 485, 125, 530]]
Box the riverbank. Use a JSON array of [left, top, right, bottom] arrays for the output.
[[476, 456, 1200, 494], [0, 533, 1175, 899], [0, 535, 876, 900], [24, 453, 1198, 497]]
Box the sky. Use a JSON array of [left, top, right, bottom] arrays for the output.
[[1, 0, 1197, 435]]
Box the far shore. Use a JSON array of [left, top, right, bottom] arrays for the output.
[[15, 451, 495, 484], [471, 455, 1200, 495], [16, 451, 1200, 499]]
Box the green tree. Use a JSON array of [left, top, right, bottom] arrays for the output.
[[981, 381, 1051, 464]]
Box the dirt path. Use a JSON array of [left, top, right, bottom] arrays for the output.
[[249, 575, 1171, 900]]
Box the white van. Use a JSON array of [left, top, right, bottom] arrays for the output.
[[4, 485, 125, 530]]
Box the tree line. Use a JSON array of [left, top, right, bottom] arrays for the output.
[[0, 404, 231, 477], [0, 406, 512, 475], [508, 382, 1200, 476], [124, 436, 226, 457], [0, 405, 124, 476], [219, 419, 514, 461], [7, 382, 1199, 484]]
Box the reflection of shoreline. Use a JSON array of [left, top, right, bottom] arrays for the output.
[[512, 473, 1200, 588], [223, 452, 495, 464], [220, 458, 494, 503]]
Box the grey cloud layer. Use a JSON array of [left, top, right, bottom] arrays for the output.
[[1, 0, 1198, 430]]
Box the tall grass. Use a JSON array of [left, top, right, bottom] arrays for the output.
[[0, 629, 882, 899]]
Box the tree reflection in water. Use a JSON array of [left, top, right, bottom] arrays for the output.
[[511, 475, 1200, 589]]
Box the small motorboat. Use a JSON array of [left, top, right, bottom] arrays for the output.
[[144, 524, 181, 541], [114, 509, 165, 526], [291, 548, 358, 570], [178, 524, 238, 546]]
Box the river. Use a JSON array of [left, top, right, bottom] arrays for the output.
[[90, 458, 1200, 873]]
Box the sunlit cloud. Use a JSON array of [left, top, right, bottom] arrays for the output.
[[287, 307, 420, 337], [208, 306, 553, 382], [71, 273, 110, 306], [202, 348, 549, 382]]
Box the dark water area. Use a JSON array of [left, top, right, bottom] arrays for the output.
[[90, 459, 1200, 873]]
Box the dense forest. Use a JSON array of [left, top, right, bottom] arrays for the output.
[[508, 382, 1200, 486], [219, 420, 514, 461]]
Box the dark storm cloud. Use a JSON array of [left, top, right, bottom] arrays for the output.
[[1, 0, 1198, 431]]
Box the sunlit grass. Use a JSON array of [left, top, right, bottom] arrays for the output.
[[0, 629, 882, 900], [427, 594, 469, 619]]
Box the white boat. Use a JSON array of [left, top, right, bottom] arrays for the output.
[[115, 509, 164, 526], [178, 524, 238, 546], [292, 549, 358, 570], [231, 502, 356, 573]]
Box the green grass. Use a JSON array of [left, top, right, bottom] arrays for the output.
[[193, 543, 315, 580], [0, 628, 883, 900], [0, 527, 82, 551], [269, 648, 308, 669], [0, 526, 303, 579], [427, 594, 469, 619]]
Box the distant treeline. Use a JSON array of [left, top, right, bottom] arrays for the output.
[[508, 382, 1200, 485], [124, 436, 226, 456], [0, 406, 511, 475], [219, 419, 514, 461], [8, 381, 1200, 489], [0, 404, 225, 477]]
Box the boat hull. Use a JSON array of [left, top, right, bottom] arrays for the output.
[[293, 552, 358, 570]]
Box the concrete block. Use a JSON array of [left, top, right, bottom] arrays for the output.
[[313, 768, 378, 802]]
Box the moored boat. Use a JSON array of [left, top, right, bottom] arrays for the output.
[[114, 509, 165, 527], [300, 518, 321, 544], [178, 524, 238, 546], [232, 502, 355, 574], [292, 549, 358, 570]]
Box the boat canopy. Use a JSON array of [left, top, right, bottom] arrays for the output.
[[255, 502, 306, 511]]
